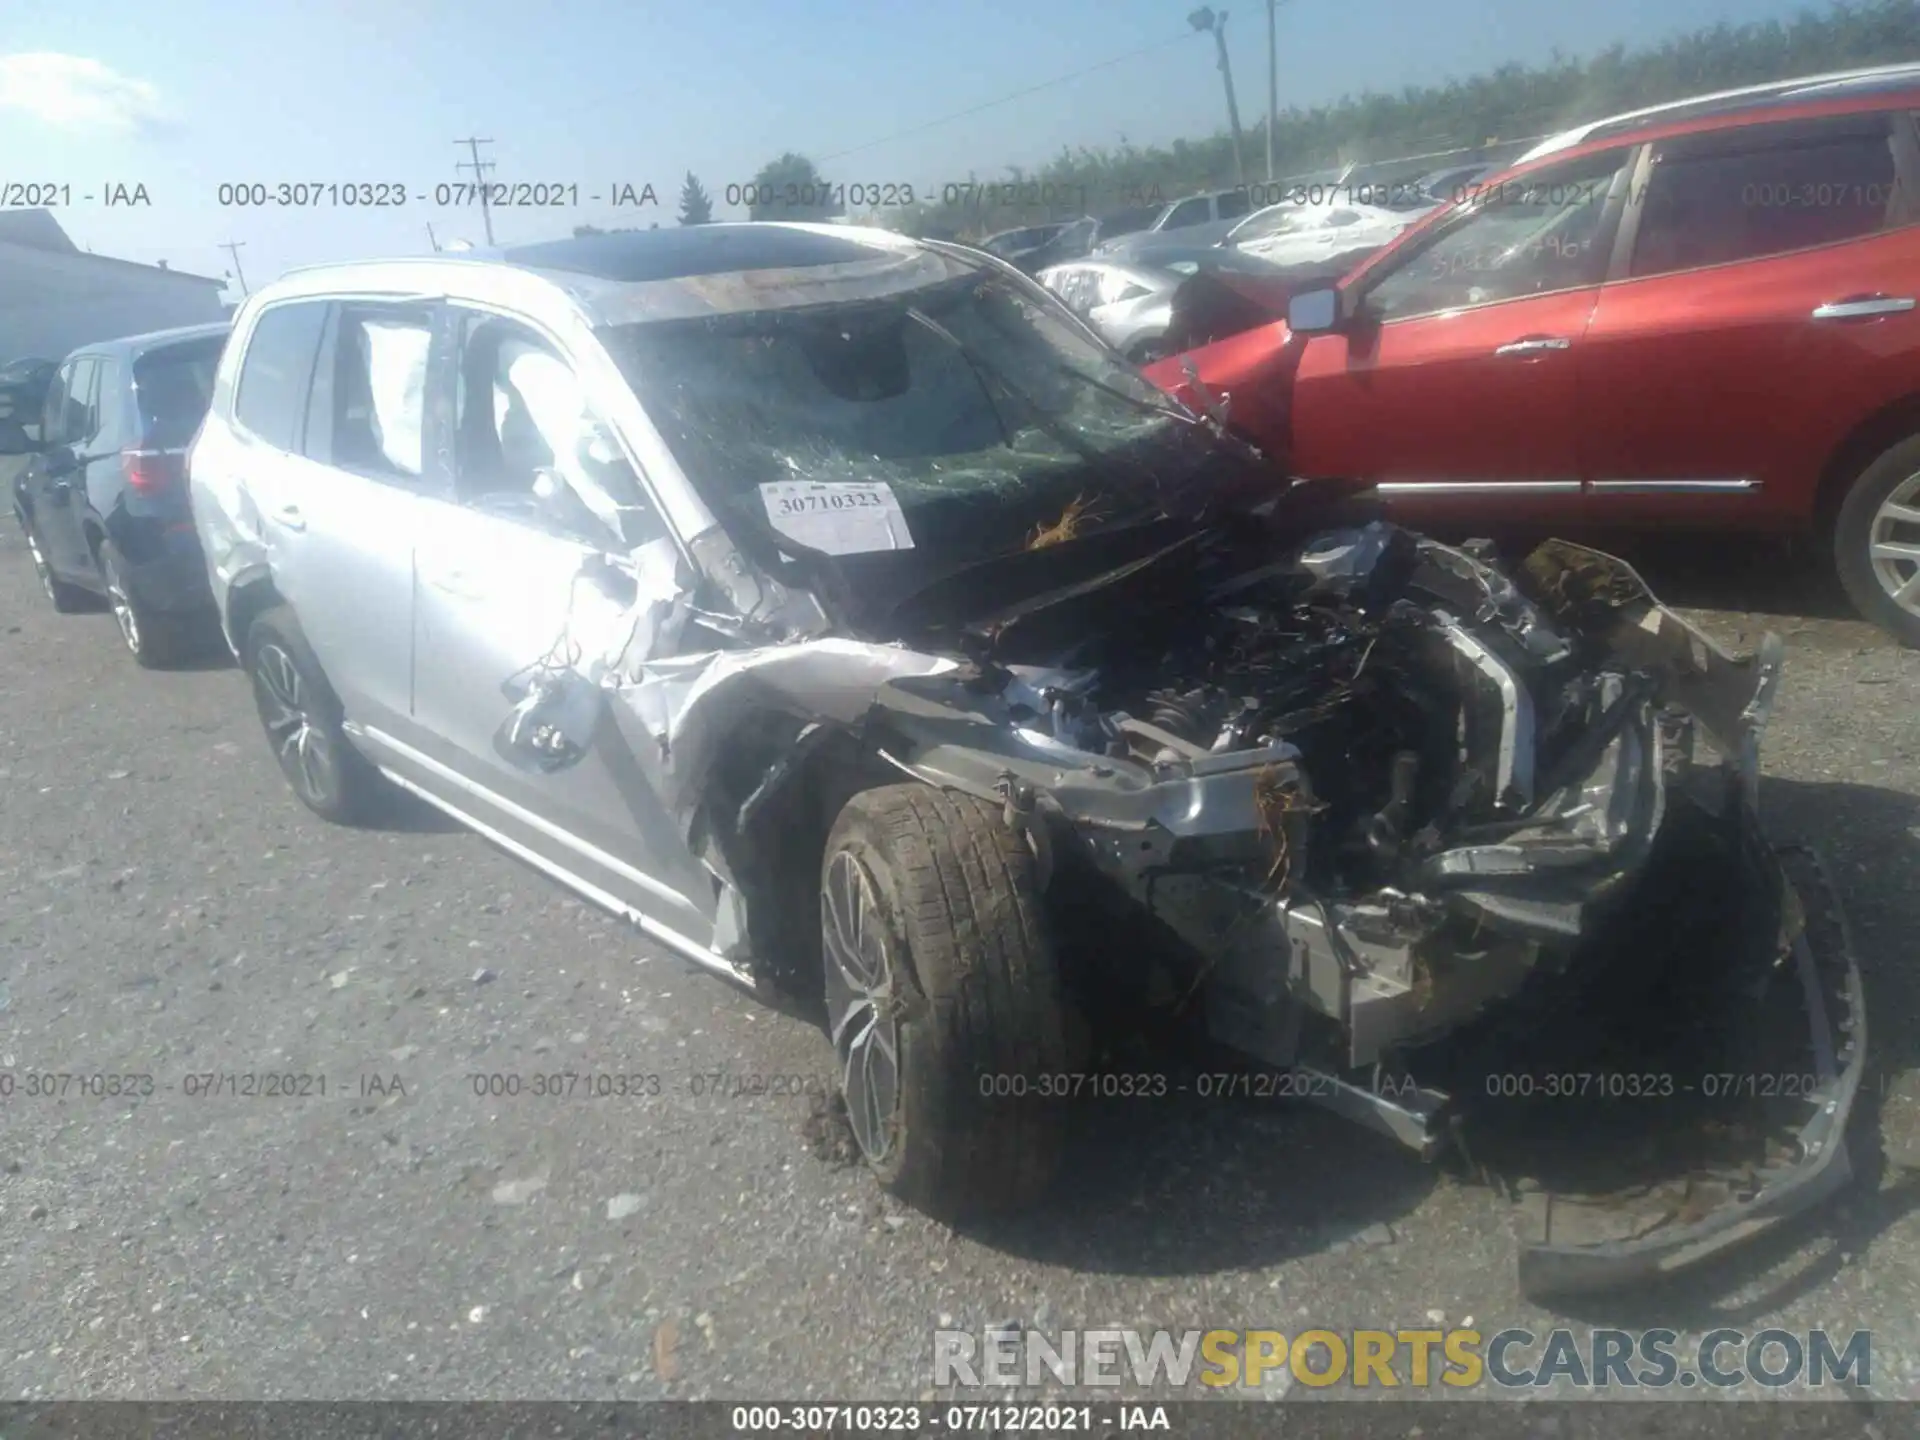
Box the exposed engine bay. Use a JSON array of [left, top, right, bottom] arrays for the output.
[[1017, 521, 1594, 905]]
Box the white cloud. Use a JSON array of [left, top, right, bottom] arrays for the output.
[[0, 53, 174, 135]]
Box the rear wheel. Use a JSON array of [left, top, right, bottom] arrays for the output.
[[21, 517, 89, 613], [1834, 434, 1920, 648], [98, 539, 189, 668], [244, 605, 388, 824], [819, 784, 1075, 1219]]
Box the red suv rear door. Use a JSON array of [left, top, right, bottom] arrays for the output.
[[1288, 146, 1635, 525], [1578, 110, 1920, 528]]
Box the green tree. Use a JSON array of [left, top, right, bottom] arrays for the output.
[[678, 171, 714, 225], [746, 152, 842, 221], [903, 0, 1920, 239]]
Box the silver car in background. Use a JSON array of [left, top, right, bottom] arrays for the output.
[[1035, 258, 1183, 363]]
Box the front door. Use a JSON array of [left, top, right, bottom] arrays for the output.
[[407, 306, 717, 946], [31, 357, 100, 574], [1289, 146, 1635, 527]]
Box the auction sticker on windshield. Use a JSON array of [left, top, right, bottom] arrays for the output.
[[759, 480, 916, 554]]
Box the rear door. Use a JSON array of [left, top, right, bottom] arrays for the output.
[[1578, 111, 1920, 527], [233, 297, 438, 740], [1289, 145, 1634, 524], [407, 305, 718, 945]]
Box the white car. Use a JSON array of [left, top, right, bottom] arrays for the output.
[[1035, 260, 1182, 363], [1227, 197, 1435, 270]]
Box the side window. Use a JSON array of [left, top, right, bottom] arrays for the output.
[[39, 363, 73, 446], [1361, 149, 1631, 322], [449, 312, 659, 548], [90, 360, 124, 445], [1217, 188, 1252, 220], [62, 358, 100, 444], [315, 304, 435, 479], [1630, 117, 1900, 279], [235, 302, 329, 452], [1164, 197, 1212, 229]]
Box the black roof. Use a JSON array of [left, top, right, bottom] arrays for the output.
[[501, 224, 894, 284], [71, 321, 231, 363], [1582, 67, 1920, 145]]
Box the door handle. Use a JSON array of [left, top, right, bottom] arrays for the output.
[[271, 503, 306, 532], [1493, 336, 1572, 357], [1811, 295, 1915, 321]]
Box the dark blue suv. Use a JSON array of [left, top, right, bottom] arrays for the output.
[[2, 322, 231, 667]]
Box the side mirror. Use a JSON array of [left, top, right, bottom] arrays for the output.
[[0, 416, 42, 455], [1287, 287, 1341, 335]]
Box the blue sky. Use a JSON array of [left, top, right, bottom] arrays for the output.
[[2, 0, 1816, 298]]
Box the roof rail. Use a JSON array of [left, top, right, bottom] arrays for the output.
[[1518, 60, 1920, 163]]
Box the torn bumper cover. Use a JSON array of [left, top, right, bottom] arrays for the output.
[[1510, 841, 1866, 1298], [1489, 542, 1867, 1298]]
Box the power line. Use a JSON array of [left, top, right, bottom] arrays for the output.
[[454, 136, 497, 245], [817, 31, 1199, 165]]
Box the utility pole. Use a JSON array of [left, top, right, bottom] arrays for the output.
[[219, 240, 248, 297], [1189, 9, 1246, 188], [454, 136, 497, 246], [1266, 0, 1281, 182]]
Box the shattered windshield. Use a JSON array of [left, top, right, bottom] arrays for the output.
[[599, 257, 1242, 626]]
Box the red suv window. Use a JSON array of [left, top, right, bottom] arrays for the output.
[[1629, 115, 1901, 277], [1358, 149, 1632, 322]]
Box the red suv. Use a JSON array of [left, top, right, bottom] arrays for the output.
[[1146, 65, 1920, 644]]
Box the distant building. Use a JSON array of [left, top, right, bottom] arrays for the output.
[[0, 210, 228, 365]]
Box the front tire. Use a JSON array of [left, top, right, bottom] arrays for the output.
[[1834, 434, 1920, 648], [819, 784, 1075, 1219], [244, 605, 388, 824]]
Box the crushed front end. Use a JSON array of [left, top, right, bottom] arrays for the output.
[[874, 524, 1863, 1297]]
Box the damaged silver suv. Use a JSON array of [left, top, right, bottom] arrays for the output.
[[189, 224, 1863, 1296]]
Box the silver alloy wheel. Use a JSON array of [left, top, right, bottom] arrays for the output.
[[100, 549, 140, 653], [24, 527, 55, 602], [254, 641, 335, 805], [822, 849, 903, 1165], [1869, 469, 1920, 619]]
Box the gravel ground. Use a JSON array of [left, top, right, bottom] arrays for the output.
[[2, 514, 1919, 1406]]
